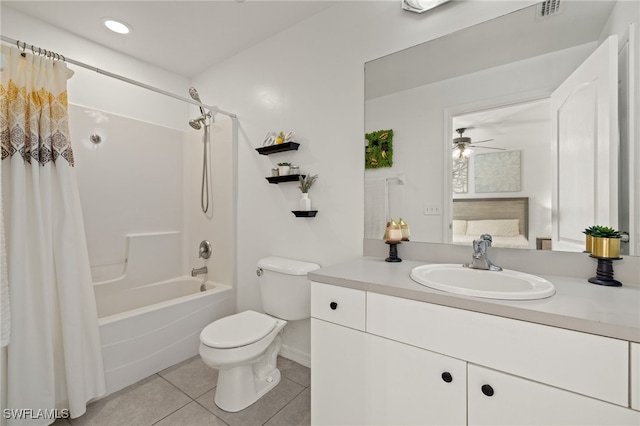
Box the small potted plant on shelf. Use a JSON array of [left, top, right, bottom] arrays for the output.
[[588, 225, 622, 258], [298, 174, 318, 211], [278, 162, 291, 176]]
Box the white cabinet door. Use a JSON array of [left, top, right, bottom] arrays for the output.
[[311, 318, 368, 426], [468, 364, 640, 426], [312, 318, 467, 426], [365, 333, 466, 426]]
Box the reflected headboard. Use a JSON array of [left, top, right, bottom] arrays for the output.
[[452, 197, 529, 238]]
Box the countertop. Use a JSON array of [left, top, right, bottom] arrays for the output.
[[308, 257, 640, 343]]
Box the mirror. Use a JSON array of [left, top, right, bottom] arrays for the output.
[[364, 0, 638, 256]]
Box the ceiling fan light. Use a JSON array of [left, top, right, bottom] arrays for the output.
[[452, 147, 462, 159], [462, 147, 473, 158]]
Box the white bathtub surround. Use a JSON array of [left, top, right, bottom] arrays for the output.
[[92, 232, 234, 396], [2, 45, 105, 420], [99, 279, 233, 396]]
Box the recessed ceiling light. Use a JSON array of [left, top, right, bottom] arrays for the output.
[[104, 19, 131, 34]]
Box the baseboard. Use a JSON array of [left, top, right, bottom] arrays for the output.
[[280, 344, 310, 368]]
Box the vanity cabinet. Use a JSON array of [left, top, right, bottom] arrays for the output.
[[468, 364, 639, 425], [310, 281, 640, 425]]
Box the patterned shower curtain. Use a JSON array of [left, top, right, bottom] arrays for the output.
[[1, 44, 105, 424]]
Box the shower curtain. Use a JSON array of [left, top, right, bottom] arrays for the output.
[[0, 45, 105, 424]]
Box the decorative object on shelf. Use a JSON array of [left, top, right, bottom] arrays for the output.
[[292, 210, 318, 217], [585, 225, 623, 286], [298, 174, 318, 211], [365, 129, 394, 169], [262, 131, 276, 146], [398, 218, 411, 241], [290, 164, 300, 175], [271, 167, 279, 177], [278, 162, 291, 176], [261, 130, 295, 147]]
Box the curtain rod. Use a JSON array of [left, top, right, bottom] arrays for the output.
[[1, 35, 237, 119]]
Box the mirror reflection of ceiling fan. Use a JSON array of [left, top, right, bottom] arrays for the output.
[[452, 127, 505, 159]]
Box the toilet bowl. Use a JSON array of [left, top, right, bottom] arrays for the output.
[[199, 256, 320, 412], [200, 310, 287, 412]]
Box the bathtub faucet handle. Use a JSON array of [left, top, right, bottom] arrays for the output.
[[199, 240, 212, 259]]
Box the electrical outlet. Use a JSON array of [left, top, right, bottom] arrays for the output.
[[423, 204, 441, 215]]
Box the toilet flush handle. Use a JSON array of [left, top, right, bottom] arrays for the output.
[[256, 268, 263, 277]]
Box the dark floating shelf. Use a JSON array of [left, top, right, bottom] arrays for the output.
[[266, 174, 305, 184], [292, 210, 318, 217], [256, 142, 300, 155]]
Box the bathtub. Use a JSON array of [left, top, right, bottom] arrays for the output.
[[96, 276, 234, 396]]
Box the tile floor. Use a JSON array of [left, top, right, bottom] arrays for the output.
[[55, 356, 310, 426]]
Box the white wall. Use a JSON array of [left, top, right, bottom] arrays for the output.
[[190, 0, 539, 364]]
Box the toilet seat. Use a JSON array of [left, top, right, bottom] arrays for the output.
[[200, 310, 276, 349]]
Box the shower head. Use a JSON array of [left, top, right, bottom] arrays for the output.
[[189, 118, 202, 130], [189, 111, 213, 130], [189, 86, 206, 116], [189, 87, 201, 103]]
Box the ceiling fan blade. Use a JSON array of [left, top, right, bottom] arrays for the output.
[[468, 138, 494, 144], [468, 145, 505, 150]]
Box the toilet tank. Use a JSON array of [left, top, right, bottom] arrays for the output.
[[257, 256, 320, 321]]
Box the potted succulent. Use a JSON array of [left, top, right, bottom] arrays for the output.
[[587, 225, 622, 258], [298, 174, 318, 211], [582, 226, 596, 253], [277, 162, 291, 176]]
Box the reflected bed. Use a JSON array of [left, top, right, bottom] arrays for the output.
[[452, 198, 529, 249]]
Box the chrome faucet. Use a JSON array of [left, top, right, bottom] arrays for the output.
[[191, 266, 208, 277], [464, 234, 502, 271]]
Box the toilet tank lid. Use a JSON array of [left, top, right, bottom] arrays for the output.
[[257, 256, 320, 275]]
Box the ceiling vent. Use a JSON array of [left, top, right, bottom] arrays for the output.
[[536, 0, 564, 20]]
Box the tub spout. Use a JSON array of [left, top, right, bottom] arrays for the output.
[[192, 266, 208, 277]]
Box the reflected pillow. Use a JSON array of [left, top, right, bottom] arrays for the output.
[[452, 220, 467, 235], [466, 219, 520, 237]]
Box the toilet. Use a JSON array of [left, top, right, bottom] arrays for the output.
[[199, 256, 320, 412]]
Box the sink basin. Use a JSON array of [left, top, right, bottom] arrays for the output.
[[410, 264, 555, 300]]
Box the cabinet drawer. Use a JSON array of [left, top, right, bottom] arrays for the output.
[[311, 282, 365, 330], [367, 292, 629, 406]]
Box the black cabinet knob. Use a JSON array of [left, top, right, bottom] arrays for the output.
[[441, 372, 453, 383], [329, 302, 338, 310], [481, 384, 494, 397]]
